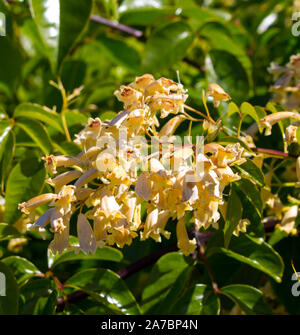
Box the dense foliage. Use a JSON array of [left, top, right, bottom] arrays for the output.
[[0, 0, 300, 315]]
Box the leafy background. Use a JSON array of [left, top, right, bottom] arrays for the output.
[[0, 0, 299, 315]]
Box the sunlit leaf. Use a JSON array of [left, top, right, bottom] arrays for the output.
[[14, 103, 63, 133], [66, 268, 141, 315], [4, 159, 45, 225], [16, 119, 52, 154], [221, 284, 272, 315], [2, 256, 42, 285], [170, 284, 220, 315], [143, 22, 194, 73]]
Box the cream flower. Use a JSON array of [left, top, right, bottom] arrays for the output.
[[77, 213, 97, 255]]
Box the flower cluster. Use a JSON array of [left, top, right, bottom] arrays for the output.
[[268, 53, 300, 110], [19, 75, 246, 256]]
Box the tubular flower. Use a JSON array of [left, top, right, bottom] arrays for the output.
[[207, 83, 231, 107], [19, 75, 247, 255], [268, 54, 300, 110]]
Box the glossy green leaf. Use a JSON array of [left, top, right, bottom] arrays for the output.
[[0, 261, 19, 314], [97, 36, 141, 71], [58, 0, 93, 70], [221, 284, 272, 315], [224, 188, 243, 248], [4, 159, 45, 225], [234, 178, 263, 216], [14, 103, 64, 133], [0, 38, 22, 89], [99, 111, 118, 121], [42, 290, 58, 315], [205, 51, 249, 103], [254, 106, 266, 119], [233, 159, 265, 187], [201, 26, 252, 80], [119, 0, 171, 12], [119, 0, 173, 25], [240, 102, 260, 125], [143, 21, 194, 72], [141, 252, 191, 314], [29, 0, 60, 69], [0, 121, 12, 162], [65, 110, 88, 128], [53, 141, 81, 156], [155, 267, 193, 314], [227, 102, 240, 117], [66, 268, 141, 315], [208, 234, 284, 282], [16, 119, 52, 154], [48, 236, 123, 269], [0, 129, 15, 185], [2, 256, 42, 285], [232, 182, 265, 239], [181, 7, 225, 28], [19, 278, 54, 315], [170, 284, 220, 315]]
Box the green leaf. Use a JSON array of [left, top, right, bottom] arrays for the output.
[[155, 267, 193, 314], [208, 234, 284, 282], [143, 21, 194, 73], [53, 141, 81, 156], [224, 188, 243, 248], [169, 284, 220, 315], [141, 252, 191, 314], [240, 102, 260, 125], [221, 284, 272, 315], [97, 36, 141, 71], [205, 51, 249, 104], [119, 0, 171, 12], [66, 268, 141, 315], [201, 26, 252, 81], [233, 159, 265, 187], [61, 60, 86, 92], [0, 121, 12, 162], [234, 179, 263, 216], [0, 261, 19, 314], [119, 0, 173, 25], [0, 129, 15, 185], [4, 158, 46, 225], [227, 101, 240, 117], [268, 228, 287, 246], [254, 106, 266, 119], [42, 290, 57, 315], [65, 110, 88, 128], [16, 119, 52, 154], [99, 111, 118, 121], [57, 0, 93, 70], [19, 278, 54, 315], [2, 256, 42, 286], [0, 223, 20, 241], [0, 38, 22, 89], [48, 236, 123, 269], [232, 182, 264, 239], [29, 0, 60, 70], [181, 7, 225, 28], [14, 103, 64, 133]]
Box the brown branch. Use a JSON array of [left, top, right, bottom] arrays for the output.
[[90, 15, 143, 38], [56, 242, 178, 313], [55, 219, 279, 313], [254, 147, 297, 159]]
